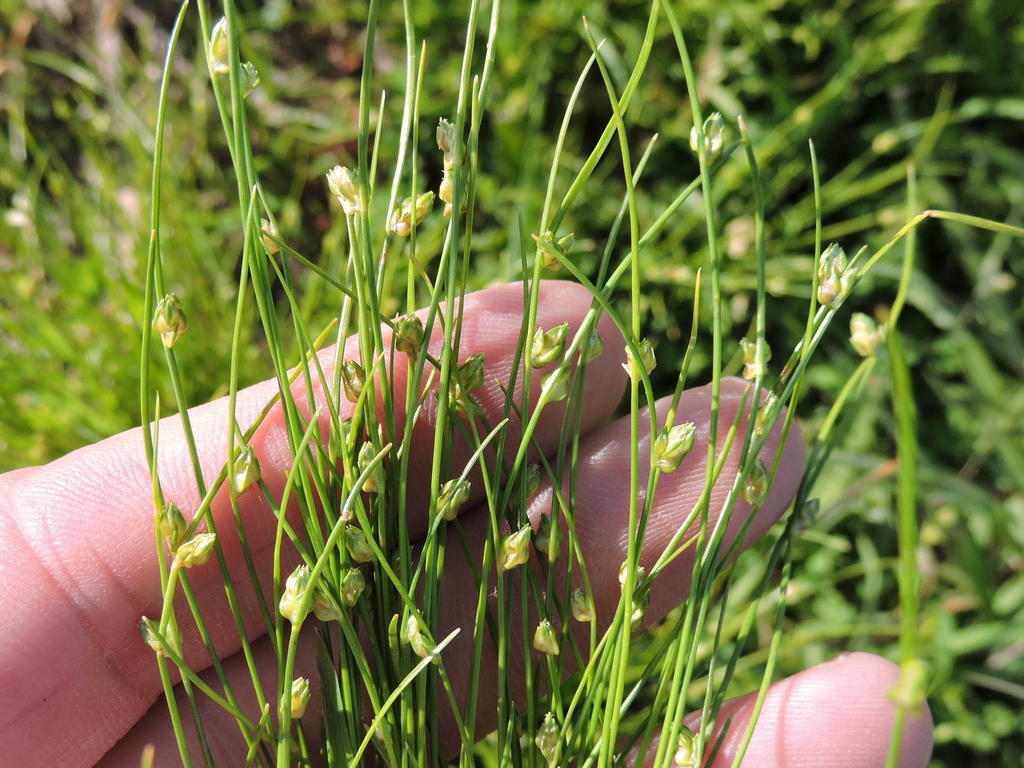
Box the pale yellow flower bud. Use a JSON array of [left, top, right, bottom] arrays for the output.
[[153, 293, 188, 348], [817, 243, 850, 308], [535, 712, 559, 763], [652, 422, 696, 473], [339, 567, 366, 607], [850, 312, 885, 357], [232, 446, 261, 496], [623, 339, 656, 382], [159, 501, 188, 551], [580, 327, 605, 363], [284, 677, 310, 719], [540, 366, 569, 402], [533, 619, 559, 656], [499, 525, 532, 571], [175, 532, 217, 568], [742, 458, 768, 505], [209, 18, 230, 74], [531, 323, 569, 368], [279, 565, 312, 624], [571, 588, 593, 622], [740, 337, 771, 381], [689, 112, 727, 165], [394, 313, 425, 358], [437, 477, 471, 521], [326, 165, 363, 215], [345, 525, 375, 563], [534, 512, 560, 560], [341, 360, 366, 403]]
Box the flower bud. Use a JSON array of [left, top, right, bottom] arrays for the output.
[[209, 18, 230, 74], [439, 170, 454, 207], [742, 458, 768, 505], [159, 501, 188, 551], [241, 61, 260, 97], [619, 561, 647, 590], [341, 360, 366, 403], [326, 165, 363, 215], [571, 588, 593, 622], [394, 313, 425, 357], [535, 712, 559, 763], [401, 614, 436, 661], [817, 243, 849, 308], [850, 312, 885, 357], [459, 353, 485, 392], [580, 328, 605, 363], [288, 677, 310, 719], [623, 339, 656, 382], [652, 422, 696, 473], [531, 230, 574, 271], [630, 589, 650, 630], [499, 525, 532, 571], [740, 337, 771, 381], [523, 463, 541, 498], [436, 118, 457, 166], [531, 323, 569, 368], [345, 525, 375, 563], [357, 441, 384, 494], [753, 390, 778, 437], [534, 512, 560, 560], [540, 366, 569, 402], [313, 586, 343, 622], [153, 293, 188, 348], [533, 619, 560, 656], [232, 446, 261, 495], [279, 565, 312, 624], [175, 533, 217, 568], [887, 658, 928, 716], [437, 477, 471, 521], [674, 725, 697, 767], [689, 112, 727, 165], [260, 218, 280, 255], [388, 191, 434, 237], [339, 567, 366, 607], [140, 616, 182, 658]]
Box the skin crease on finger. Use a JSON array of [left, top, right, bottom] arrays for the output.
[[0, 282, 626, 768]]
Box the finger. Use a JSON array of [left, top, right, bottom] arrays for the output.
[[96, 632, 323, 768], [0, 281, 626, 768], [431, 377, 805, 748], [664, 652, 933, 768]]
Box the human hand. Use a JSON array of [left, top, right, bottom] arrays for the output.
[[0, 281, 932, 767]]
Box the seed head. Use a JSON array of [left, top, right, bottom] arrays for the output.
[[341, 360, 366, 403], [740, 337, 771, 381], [742, 458, 769, 505], [571, 588, 593, 622]]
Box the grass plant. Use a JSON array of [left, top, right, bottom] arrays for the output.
[[4, 1, 1024, 766]]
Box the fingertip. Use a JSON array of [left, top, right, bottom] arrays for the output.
[[696, 652, 934, 768]]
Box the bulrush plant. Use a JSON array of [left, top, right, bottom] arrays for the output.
[[136, 2, 1022, 768]]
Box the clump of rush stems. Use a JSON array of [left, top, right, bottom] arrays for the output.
[[137, 2, 1023, 768]]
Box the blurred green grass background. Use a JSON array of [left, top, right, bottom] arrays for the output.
[[2, 1, 1023, 764]]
